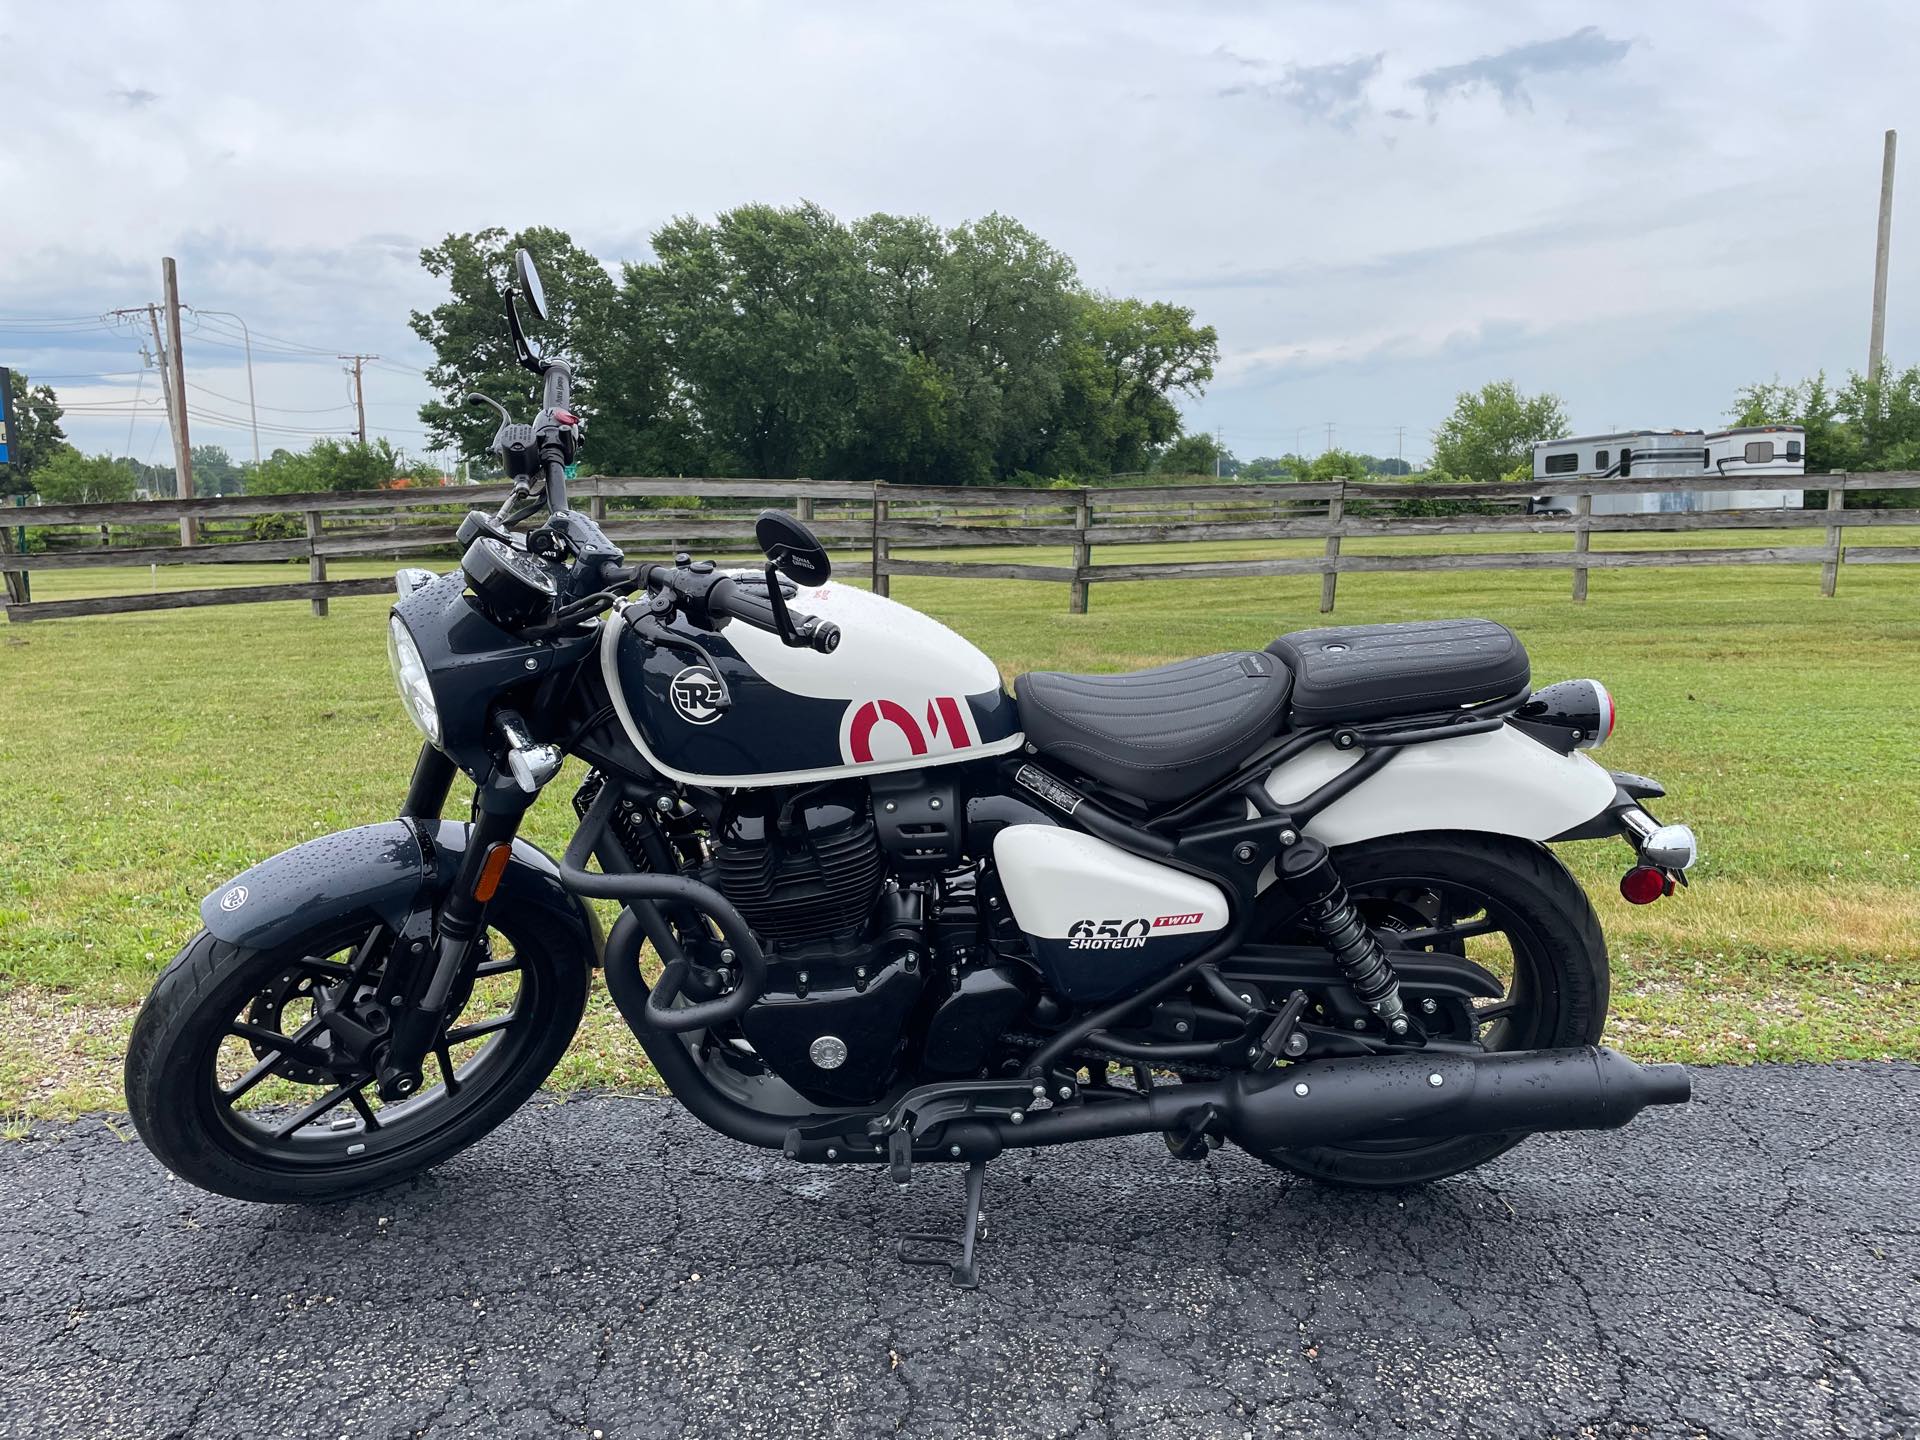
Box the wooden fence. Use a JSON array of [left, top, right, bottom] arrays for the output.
[[3, 472, 1916, 624]]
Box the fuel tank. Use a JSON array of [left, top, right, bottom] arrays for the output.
[[600, 579, 1022, 787]]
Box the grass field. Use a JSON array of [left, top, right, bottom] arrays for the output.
[[3, 533, 1917, 1122]]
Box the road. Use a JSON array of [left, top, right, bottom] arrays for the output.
[[1, 1063, 1915, 1439]]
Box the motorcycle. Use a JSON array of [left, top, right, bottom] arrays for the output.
[[126, 250, 1696, 1286]]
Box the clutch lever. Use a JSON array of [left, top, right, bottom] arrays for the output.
[[627, 607, 733, 714]]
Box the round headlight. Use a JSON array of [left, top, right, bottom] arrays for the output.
[[386, 615, 441, 744]]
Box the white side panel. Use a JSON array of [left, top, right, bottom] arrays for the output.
[[993, 825, 1230, 939], [1266, 725, 1618, 850]]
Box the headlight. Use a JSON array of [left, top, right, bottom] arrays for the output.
[[386, 615, 441, 744]]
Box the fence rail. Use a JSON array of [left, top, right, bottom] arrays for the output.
[[3, 472, 1916, 623]]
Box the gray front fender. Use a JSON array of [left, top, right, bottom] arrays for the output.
[[200, 819, 602, 964]]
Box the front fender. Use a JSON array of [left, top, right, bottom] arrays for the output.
[[1266, 723, 1619, 849], [200, 819, 602, 963]]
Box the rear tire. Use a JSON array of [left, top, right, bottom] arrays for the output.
[[125, 905, 588, 1205], [1241, 831, 1608, 1189]]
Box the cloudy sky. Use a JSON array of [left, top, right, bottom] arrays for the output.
[[2, 0, 1912, 469]]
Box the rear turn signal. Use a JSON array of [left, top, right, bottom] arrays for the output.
[[1619, 865, 1671, 905]]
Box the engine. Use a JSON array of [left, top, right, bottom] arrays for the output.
[[712, 787, 884, 947], [708, 784, 923, 1105]]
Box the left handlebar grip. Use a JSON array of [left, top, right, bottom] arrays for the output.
[[541, 360, 573, 413]]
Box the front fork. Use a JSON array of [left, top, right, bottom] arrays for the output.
[[377, 746, 529, 1100]]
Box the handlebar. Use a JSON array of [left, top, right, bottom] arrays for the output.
[[625, 563, 839, 654], [709, 576, 841, 653]]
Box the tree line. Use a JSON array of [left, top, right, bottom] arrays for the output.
[[411, 208, 1219, 485]]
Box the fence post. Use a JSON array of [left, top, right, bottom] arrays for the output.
[[1821, 474, 1846, 597], [795, 493, 814, 524], [871, 484, 890, 598], [589, 477, 606, 524], [1319, 481, 1345, 614], [1070, 489, 1091, 614], [1571, 493, 1592, 603], [1, 519, 25, 608], [305, 510, 328, 617]]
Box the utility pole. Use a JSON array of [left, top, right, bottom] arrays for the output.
[[1324, 421, 1335, 455], [1394, 425, 1406, 465], [339, 354, 378, 445], [161, 257, 196, 544], [1869, 128, 1898, 387], [1214, 427, 1224, 479]]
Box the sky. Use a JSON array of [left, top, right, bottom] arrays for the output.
[[1, 0, 1912, 471]]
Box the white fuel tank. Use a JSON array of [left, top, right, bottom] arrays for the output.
[[601, 579, 1024, 786], [992, 825, 1229, 1001]]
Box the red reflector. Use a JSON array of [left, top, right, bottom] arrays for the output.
[[1620, 865, 1666, 905], [472, 843, 514, 903], [553, 409, 579, 426]]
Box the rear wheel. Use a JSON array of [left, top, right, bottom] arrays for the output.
[[1242, 831, 1608, 1188], [125, 906, 588, 1204]]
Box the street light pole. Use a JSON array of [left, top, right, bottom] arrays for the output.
[[188, 307, 261, 465]]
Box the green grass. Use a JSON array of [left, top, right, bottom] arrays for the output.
[[3, 536, 1917, 1120]]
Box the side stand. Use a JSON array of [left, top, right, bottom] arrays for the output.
[[899, 1160, 989, 1289]]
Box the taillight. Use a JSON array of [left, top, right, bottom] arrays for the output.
[[1619, 865, 1669, 904]]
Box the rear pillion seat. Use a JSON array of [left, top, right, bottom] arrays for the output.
[[1265, 618, 1530, 729]]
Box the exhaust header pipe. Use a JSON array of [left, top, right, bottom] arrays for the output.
[[1223, 1045, 1689, 1152]]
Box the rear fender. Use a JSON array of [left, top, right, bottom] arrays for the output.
[[1264, 723, 1618, 851], [200, 819, 602, 963]]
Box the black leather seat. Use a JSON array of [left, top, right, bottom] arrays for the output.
[[1265, 619, 1529, 729], [1013, 652, 1292, 805]]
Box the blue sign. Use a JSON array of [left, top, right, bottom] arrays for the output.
[[0, 365, 12, 467]]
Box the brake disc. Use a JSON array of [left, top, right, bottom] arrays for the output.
[[241, 966, 341, 1084]]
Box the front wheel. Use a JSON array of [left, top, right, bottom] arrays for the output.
[[1242, 831, 1609, 1189], [125, 905, 588, 1204]]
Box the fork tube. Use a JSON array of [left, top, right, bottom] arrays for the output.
[[378, 775, 530, 1097], [401, 743, 458, 821]]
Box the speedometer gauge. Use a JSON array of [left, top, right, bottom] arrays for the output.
[[460, 537, 558, 626]]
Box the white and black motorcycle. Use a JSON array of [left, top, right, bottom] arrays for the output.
[[127, 251, 1696, 1285]]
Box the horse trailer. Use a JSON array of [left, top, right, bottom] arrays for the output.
[[1530, 426, 1805, 515]]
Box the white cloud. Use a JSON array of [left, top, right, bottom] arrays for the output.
[[1, 0, 1912, 464]]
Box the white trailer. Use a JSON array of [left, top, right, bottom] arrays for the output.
[[1530, 426, 1805, 515]]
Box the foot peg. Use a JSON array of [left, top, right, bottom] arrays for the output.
[[1251, 989, 1312, 1072], [899, 1160, 989, 1289]]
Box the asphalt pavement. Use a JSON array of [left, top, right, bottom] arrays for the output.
[[1, 1063, 1915, 1440]]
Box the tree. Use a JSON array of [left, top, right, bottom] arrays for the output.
[[1430, 381, 1569, 483], [245, 438, 434, 495], [413, 206, 1224, 485], [30, 450, 137, 505], [2, 369, 70, 494], [1151, 433, 1232, 476], [1734, 361, 1920, 506], [191, 444, 242, 496], [1049, 295, 1217, 478], [410, 227, 617, 461]]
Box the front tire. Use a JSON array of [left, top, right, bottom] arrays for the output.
[[125, 906, 588, 1204], [1242, 831, 1609, 1189]]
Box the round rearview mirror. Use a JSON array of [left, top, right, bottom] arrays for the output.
[[514, 248, 548, 323], [755, 509, 832, 586]]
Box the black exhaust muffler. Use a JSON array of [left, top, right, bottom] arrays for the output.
[[1223, 1045, 1689, 1151]]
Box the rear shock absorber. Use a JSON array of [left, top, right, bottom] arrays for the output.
[[1277, 837, 1411, 1036]]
